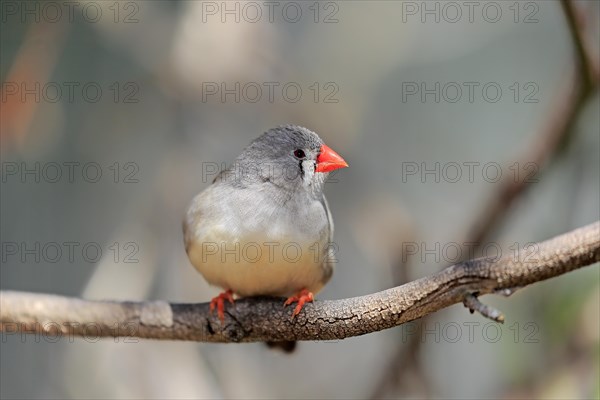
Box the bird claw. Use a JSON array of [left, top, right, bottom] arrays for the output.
[[209, 290, 235, 322], [284, 289, 314, 318]]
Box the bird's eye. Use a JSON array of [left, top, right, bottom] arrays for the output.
[[293, 149, 306, 159]]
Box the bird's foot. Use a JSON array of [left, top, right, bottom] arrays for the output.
[[209, 290, 235, 322], [284, 289, 314, 318]]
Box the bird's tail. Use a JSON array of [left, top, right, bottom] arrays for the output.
[[266, 341, 297, 353]]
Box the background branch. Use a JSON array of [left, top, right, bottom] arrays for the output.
[[373, 4, 599, 395], [2, 222, 598, 343], [468, 0, 599, 244]]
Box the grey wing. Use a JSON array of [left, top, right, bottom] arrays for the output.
[[183, 184, 217, 254], [184, 167, 230, 252], [182, 196, 203, 254], [319, 194, 335, 285]]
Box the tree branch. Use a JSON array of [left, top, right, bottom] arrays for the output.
[[468, 0, 598, 244], [375, 4, 598, 396], [561, 0, 599, 88], [1, 222, 599, 343]]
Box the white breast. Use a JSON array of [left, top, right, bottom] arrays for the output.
[[184, 184, 331, 297], [187, 232, 327, 297]]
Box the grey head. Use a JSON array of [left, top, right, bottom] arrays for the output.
[[223, 125, 328, 197]]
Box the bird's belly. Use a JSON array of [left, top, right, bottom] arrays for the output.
[[187, 234, 327, 297]]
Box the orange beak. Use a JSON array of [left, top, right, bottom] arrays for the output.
[[315, 144, 349, 173]]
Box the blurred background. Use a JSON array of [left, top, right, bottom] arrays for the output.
[[1, 1, 599, 399]]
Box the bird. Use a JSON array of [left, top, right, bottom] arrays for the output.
[[183, 125, 348, 348]]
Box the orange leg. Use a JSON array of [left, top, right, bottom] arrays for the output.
[[209, 290, 234, 322], [284, 288, 314, 318]]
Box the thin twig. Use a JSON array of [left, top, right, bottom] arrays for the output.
[[463, 294, 504, 323]]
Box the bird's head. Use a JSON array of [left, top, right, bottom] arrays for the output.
[[236, 125, 348, 195]]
